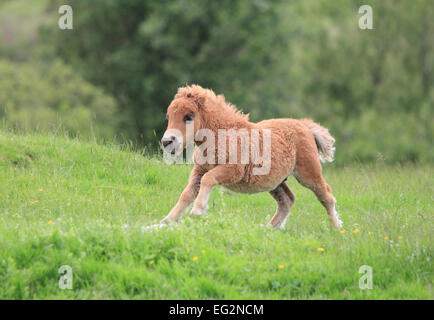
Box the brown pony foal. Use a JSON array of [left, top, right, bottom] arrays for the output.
[[160, 85, 342, 229]]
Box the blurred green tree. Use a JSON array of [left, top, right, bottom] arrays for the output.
[[15, 0, 434, 164], [43, 0, 286, 143], [0, 59, 120, 139]]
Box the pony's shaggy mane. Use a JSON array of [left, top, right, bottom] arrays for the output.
[[175, 85, 249, 122]]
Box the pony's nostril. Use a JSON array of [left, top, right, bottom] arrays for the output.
[[170, 136, 176, 141], [162, 139, 173, 148]]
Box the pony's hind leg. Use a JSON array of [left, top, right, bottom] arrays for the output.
[[267, 182, 295, 229], [294, 157, 343, 229]]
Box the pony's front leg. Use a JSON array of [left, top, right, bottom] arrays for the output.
[[190, 165, 243, 216], [160, 167, 203, 224]]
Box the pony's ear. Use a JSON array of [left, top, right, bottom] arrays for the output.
[[187, 93, 205, 109]]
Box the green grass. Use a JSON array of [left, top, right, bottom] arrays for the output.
[[0, 130, 432, 299]]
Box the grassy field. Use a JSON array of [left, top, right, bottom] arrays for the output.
[[0, 131, 432, 299]]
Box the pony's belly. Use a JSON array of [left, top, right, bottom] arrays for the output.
[[224, 170, 291, 194], [223, 182, 267, 194]]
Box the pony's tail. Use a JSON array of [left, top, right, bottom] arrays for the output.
[[300, 119, 335, 163]]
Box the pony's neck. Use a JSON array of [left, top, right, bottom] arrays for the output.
[[200, 104, 251, 133]]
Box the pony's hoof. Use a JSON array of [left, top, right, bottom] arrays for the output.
[[190, 208, 205, 217], [160, 216, 176, 225], [266, 222, 285, 230]]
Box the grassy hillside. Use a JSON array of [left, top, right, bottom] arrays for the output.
[[0, 131, 432, 299]]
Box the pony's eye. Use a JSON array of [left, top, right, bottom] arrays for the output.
[[183, 113, 194, 122]]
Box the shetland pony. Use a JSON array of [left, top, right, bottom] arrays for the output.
[[160, 85, 342, 229]]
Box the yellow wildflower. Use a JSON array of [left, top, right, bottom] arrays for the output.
[[149, 260, 154, 265], [201, 250, 206, 254], [278, 264, 285, 269], [317, 247, 325, 252], [67, 202, 71, 206], [353, 229, 359, 233], [340, 230, 345, 234], [48, 220, 53, 225], [39, 188, 43, 192], [193, 256, 199, 261], [384, 236, 389, 240], [31, 200, 39, 205], [398, 235, 403, 240]]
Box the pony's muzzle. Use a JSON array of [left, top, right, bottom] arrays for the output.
[[161, 135, 179, 154]]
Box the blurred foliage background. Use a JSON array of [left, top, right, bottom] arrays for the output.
[[0, 0, 433, 164]]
